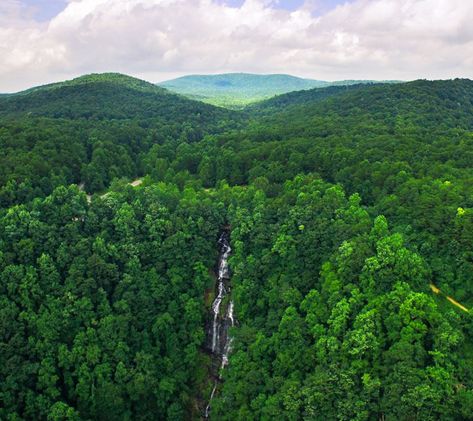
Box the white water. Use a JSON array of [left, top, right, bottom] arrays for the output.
[[204, 384, 217, 419], [205, 233, 235, 419], [211, 281, 225, 352], [227, 300, 235, 328], [221, 301, 235, 370], [210, 235, 231, 353]]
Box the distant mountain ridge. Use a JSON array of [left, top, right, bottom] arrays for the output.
[[158, 73, 399, 108]]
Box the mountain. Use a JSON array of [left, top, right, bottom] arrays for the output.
[[248, 83, 372, 112], [157, 73, 392, 108], [0, 73, 240, 201], [0, 72, 236, 122], [12, 73, 166, 96], [253, 78, 473, 131]]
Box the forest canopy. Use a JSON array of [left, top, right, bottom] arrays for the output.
[[1, 74, 473, 420]]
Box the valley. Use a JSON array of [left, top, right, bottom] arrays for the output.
[[157, 73, 398, 108]]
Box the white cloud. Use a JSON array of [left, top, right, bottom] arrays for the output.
[[0, 0, 473, 91]]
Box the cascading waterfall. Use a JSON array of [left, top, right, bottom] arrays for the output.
[[204, 232, 235, 419], [220, 300, 234, 369]]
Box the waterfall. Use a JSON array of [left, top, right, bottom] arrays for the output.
[[221, 300, 234, 370], [211, 281, 225, 352], [204, 232, 235, 419], [204, 385, 217, 419]]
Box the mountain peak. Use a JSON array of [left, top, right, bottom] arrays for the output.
[[15, 72, 165, 97]]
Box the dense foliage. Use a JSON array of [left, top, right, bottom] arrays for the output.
[[0, 74, 238, 206], [1, 74, 473, 420], [0, 183, 225, 420], [212, 178, 473, 419]]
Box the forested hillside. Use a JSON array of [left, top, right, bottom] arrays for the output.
[[0, 73, 238, 207], [0, 184, 226, 419], [1, 74, 473, 420]]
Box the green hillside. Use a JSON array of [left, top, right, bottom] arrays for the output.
[[14, 73, 166, 95], [158, 73, 391, 108], [1, 75, 473, 421], [0, 73, 239, 203], [0, 72, 235, 121]]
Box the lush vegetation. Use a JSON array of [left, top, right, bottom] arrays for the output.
[[0, 183, 225, 420], [212, 178, 473, 420], [1, 74, 473, 420], [0, 73, 239, 206], [158, 73, 392, 108]]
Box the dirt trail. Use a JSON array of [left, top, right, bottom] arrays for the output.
[[130, 179, 143, 187], [430, 284, 470, 313], [101, 178, 143, 198]]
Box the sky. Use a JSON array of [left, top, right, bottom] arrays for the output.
[[19, 0, 348, 20], [0, 0, 472, 92]]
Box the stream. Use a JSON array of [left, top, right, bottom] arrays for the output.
[[204, 232, 235, 419]]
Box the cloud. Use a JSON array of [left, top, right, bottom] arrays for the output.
[[0, 0, 473, 91]]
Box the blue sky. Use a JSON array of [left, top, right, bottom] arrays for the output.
[[22, 0, 68, 21], [23, 0, 349, 21]]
